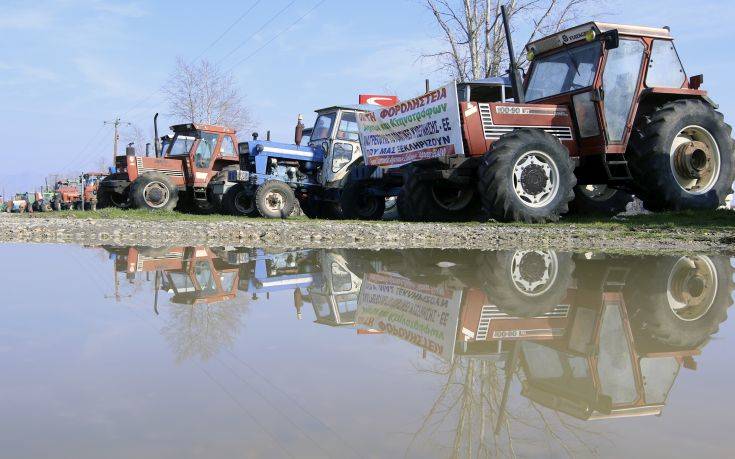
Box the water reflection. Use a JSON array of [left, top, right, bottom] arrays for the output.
[[6, 244, 733, 457]]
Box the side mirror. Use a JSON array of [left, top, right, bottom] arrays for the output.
[[601, 30, 619, 50]]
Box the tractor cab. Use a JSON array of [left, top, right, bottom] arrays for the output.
[[523, 22, 696, 182], [160, 247, 239, 305], [163, 123, 239, 187], [309, 105, 375, 188]]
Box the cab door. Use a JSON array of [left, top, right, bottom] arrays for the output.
[[323, 110, 362, 186], [190, 132, 221, 187], [599, 39, 647, 152]]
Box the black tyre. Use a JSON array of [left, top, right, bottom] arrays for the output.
[[53, 199, 61, 211], [255, 180, 296, 218], [626, 255, 732, 348], [569, 185, 634, 215], [340, 177, 385, 220], [628, 99, 735, 211], [300, 196, 343, 220], [222, 184, 258, 217], [397, 170, 479, 222], [98, 187, 130, 209], [477, 129, 576, 222], [477, 250, 575, 317], [131, 173, 179, 211]]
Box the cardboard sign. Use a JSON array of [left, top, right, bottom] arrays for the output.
[[357, 82, 463, 167]]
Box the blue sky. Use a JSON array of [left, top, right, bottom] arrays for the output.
[[1, 0, 734, 194]]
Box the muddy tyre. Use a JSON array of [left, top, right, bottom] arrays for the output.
[[626, 255, 732, 348], [628, 99, 735, 211], [477, 129, 576, 222], [477, 250, 575, 317], [131, 173, 179, 211], [569, 185, 634, 215], [340, 178, 385, 220], [222, 184, 258, 217], [397, 170, 479, 222], [255, 180, 296, 218], [300, 196, 343, 220]]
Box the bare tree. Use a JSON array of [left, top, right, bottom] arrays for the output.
[[121, 124, 149, 157], [424, 0, 597, 80], [163, 57, 252, 131]]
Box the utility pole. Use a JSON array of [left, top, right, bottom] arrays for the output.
[[104, 117, 131, 167]]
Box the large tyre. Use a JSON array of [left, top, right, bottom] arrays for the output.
[[131, 173, 179, 211], [300, 196, 343, 220], [569, 185, 634, 215], [397, 170, 479, 222], [255, 180, 296, 218], [98, 187, 130, 209], [626, 255, 732, 348], [340, 178, 385, 220], [628, 99, 735, 211], [477, 129, 576, 223], [222, 184, 258, 217], [477, 250, 575, 317], [53, 199, 61, 211]]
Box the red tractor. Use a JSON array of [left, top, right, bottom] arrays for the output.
[[52, 173, 105, 211], [347, 8, 734, 222], [98, 115, 239, 212]]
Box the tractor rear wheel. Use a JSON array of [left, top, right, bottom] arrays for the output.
[[300, 196, 342, 219], [625, 255, 731, 348], [340, 177, 385, 220], [628, 99, 735, 211], [255, 180, 296, 218], [569, 185, 633, 215], [477, 129, 576, 222], [131, 173, 179, 211], [397, 170, 479, 222], [222, 184, 258, 217]]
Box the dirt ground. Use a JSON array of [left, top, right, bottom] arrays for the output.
[[0, 212, 733, 254]]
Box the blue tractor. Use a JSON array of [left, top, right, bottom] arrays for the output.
[[212, 104, 378, 219]]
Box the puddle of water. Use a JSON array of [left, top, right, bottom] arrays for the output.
[[0, 244, 733, 458]]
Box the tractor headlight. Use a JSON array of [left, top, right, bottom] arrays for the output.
[[526, 50, 535, 61], [585, 29, 597, 42], [331, 143, 354, 172]]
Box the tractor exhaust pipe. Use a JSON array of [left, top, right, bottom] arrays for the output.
[[295, 114, 304, 146], [153, 113, 161, 158], [501, 5, 525, 103]]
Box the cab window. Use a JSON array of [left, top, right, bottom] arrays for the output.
[[602, 39, 645, 142], [312, 113, 336, 141], [646, 40, 686, 88], [195, 132, 219, 168], [220, 136, 236, 157], [336, 112, 359, 142]]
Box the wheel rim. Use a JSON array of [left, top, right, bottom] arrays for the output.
[[142, 181, 170, 208], [669, 125, 721, 195], [579, 184, 617, 202], [512, 151, 560, 208], [666, 255, 718, 321], [431, 184, 474, 211], [509, 250, 558, 297], [264, 190, 286, 212], [234, 190, 255, 214]]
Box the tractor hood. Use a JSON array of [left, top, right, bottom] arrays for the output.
[[243, 140, 324, 163]]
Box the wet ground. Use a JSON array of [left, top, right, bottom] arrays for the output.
[[1, 244, 734, 458]]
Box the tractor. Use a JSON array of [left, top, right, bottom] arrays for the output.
[[6, 193, 31, 213], [344, 8, 734, 222], [98, 115, 240, 212], [214, 98, 398, 219], [31, 191, 54, 212], [52, 173, 105, 211]]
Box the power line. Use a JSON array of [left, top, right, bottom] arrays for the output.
[[192, 0, 264, 62], [216, 0, 297, 66], [226, 0, 327, 73]]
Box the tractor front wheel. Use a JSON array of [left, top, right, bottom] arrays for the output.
[[628, 99, 735, 211], [131, 173, 179, 211], [222, 184, 258, 217], [255, 180, 296, 218], [477, 128, 576, 222]]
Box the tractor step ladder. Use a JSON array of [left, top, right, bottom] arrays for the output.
[[603, 153, 632, 181]]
